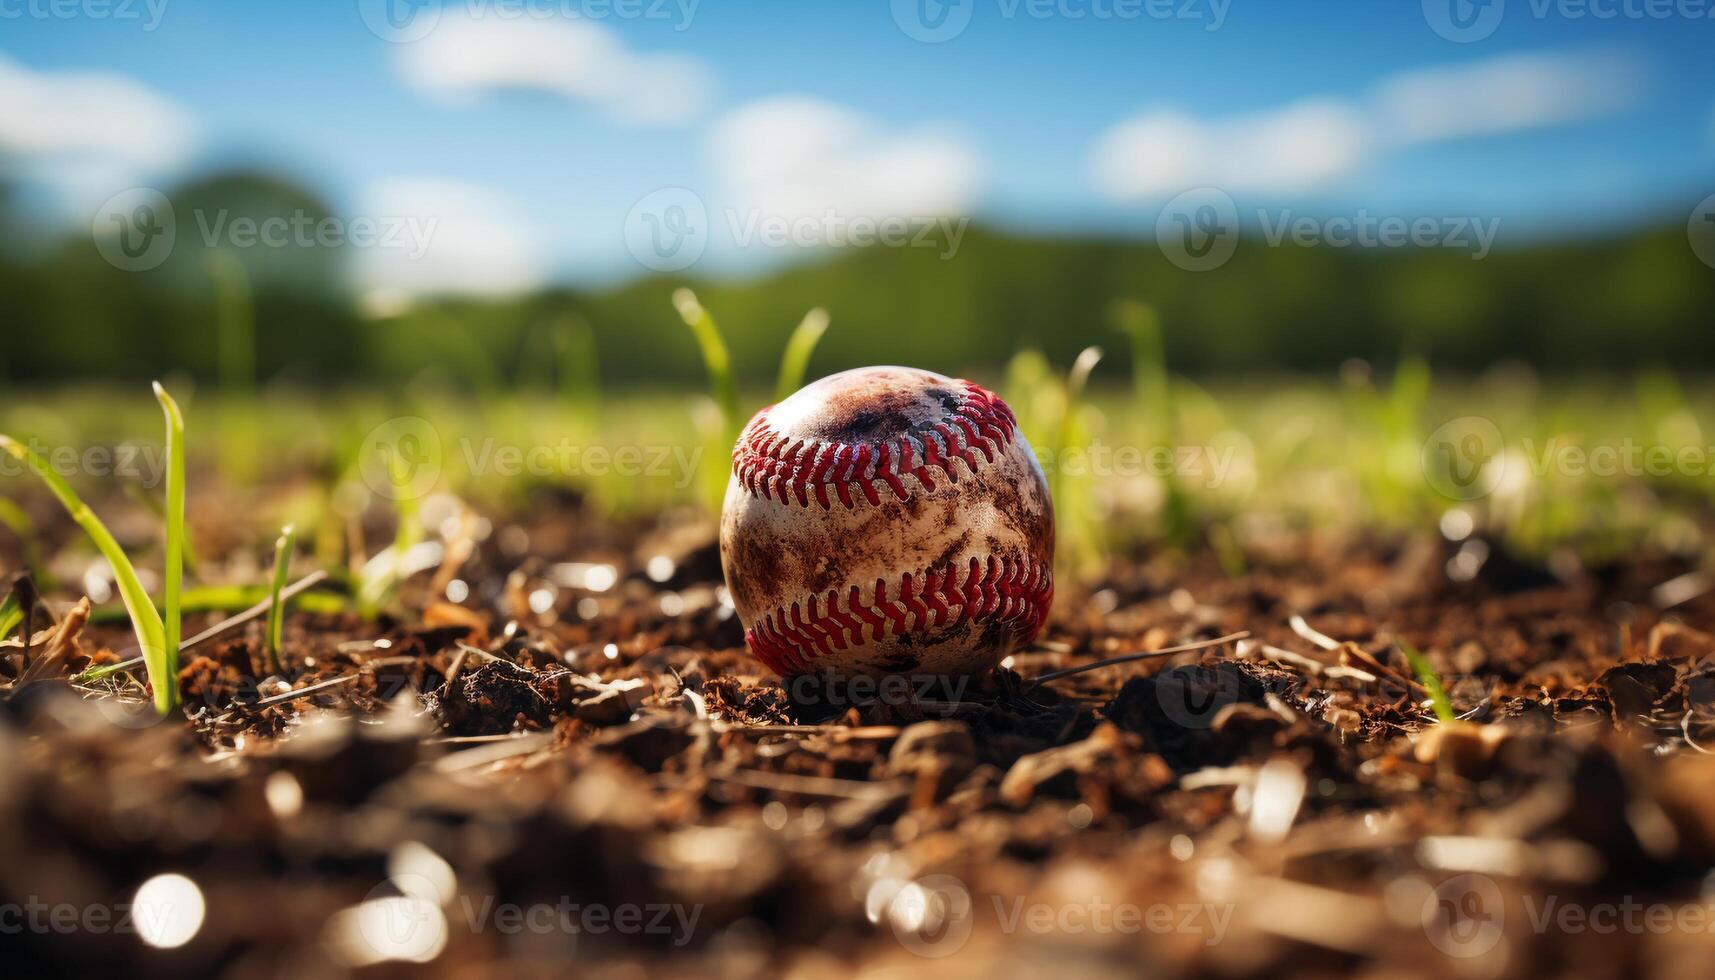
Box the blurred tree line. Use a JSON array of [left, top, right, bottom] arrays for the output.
[[4, 171, 1713, 387]]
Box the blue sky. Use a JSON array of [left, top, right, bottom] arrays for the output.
[[3, 0, 1713, 290]]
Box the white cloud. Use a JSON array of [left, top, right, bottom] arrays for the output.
[[0, 54, 197, 214], [1091, 100, 1368, 199], [395, 14, 713, 126], [707, 97, 982, 226], [0, 55, 195, 166], [1373, 50, 1643, 144], [1091, 48, 1645, 202], [354, 177, 546, 300]]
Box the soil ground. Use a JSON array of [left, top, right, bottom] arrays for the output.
[[5, 496, 1715, 979]]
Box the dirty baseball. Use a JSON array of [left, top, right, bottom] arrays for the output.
[[720, 366, 1055, 677]]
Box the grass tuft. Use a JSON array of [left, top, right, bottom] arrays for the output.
[[265, 524, 296, 676], [775, 308, 831, 402]]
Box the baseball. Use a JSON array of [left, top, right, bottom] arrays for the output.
[[720, 366, 1055, 678]]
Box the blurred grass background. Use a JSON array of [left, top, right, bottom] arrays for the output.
[[4, 366, 1712, 588], [4, 173, 1715, 596], [4, 175, 1714, 386]]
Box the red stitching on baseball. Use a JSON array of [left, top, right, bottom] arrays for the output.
[[744, 554, 1054, 676], [733, 380, 1019, 510]]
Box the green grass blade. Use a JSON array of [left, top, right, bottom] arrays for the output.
[[0, 497, 29, 536], [1209, 521, 1248, 579], [71, 660, 135, 684], [1399, 639, 1455, 723], [265, 524, 295, 676], [0, 590, 20, 643], [673, 288, 742, 511], [0, 433, 167, 696], [153, 383, 186, 714], [85, 585, 347, 626], [1055, 347, 1105, 579], [775, 307, 830, 402], [1066, 346, 1103, 403], [672, 289, 738, 436]]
